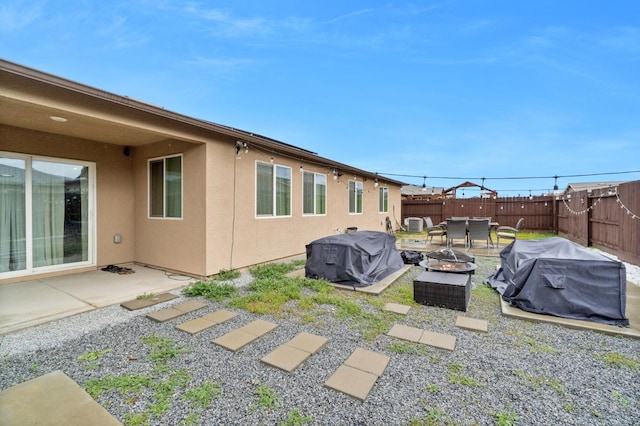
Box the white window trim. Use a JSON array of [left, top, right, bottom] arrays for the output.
[[379, 186, 389, 213], [147, 154, 183, 220], [302, 171, 327, 216], [255, 161, 292, 219], [0, 151, 96, 279], [348, 179, 363, 215]]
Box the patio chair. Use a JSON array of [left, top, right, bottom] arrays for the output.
[[446, 219, 468, 249], [423, 217, 446, 243], [496, 218, 524, 246], [467, 218, 490, 248]]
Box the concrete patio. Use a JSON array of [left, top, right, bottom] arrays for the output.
[[0, 264, 194, 335]]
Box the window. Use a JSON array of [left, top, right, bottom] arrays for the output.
[[379, 187, 389, 213], [149, 155, 182, 218], [1, 153, 95, 277], [303, 171, 327, 215], [348, 180, 363, 214], [256, 162, 291, 217]]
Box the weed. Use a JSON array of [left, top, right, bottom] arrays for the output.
[[426, 384, 440, 394], [149, 369, 192, 417], [213, 269, 241, 281], [280, 408, 313, 425], [136, 292, 156, 299], [141, 333, 189, 362], [563, 403, 578, 412], [78, 348, 112, 369], [447, 363, 481, 387], [182, 381, 222, 409], [591, 409, 603, 418], [85, 374, 151, 399], [123, 411, 150, 426], [409, 407, 455, 425], [29, 363, 38, 372], [512, 370, 564, 393], [611, 390, 629, 408], [596, 352, 639, 370], [252, 383, 281, 412], [182, 280, 237, 301], [388, 341, 428, 355], [493, 410, 518, 426]]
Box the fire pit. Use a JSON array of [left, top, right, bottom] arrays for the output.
[[418, 248, 477, 274], [414, 248, 475, 311]]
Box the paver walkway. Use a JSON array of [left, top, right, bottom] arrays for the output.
[[146, 300, 207, 322], [324, 348, 390, 402], [387, 323, 457, 351], [120, 293, 178, 311], [176, 309, 238, 334], [261, 332, 328, 372], [212, 319, 278, 352]]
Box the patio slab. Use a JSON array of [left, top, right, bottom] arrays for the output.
[[383, 302, 411, 315], [419, 330, 457, 351], [146, 300, 207, 323], [455, 316, 489, 332], [324, 348, 390, 402], [120, 293, 178, 311], [387, 323, 423, 342], [261, 332, 329, 372], [328, 265, 412, 295], [212, 319, 278, 352], [0, 370, 122, 425], [175, 309, 238, 334]]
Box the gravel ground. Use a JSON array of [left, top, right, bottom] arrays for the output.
[[1, 258, 639, 426]]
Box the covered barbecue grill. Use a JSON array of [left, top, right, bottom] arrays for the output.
[[305, 231, 404, 287], [486, 238, 629, 327]]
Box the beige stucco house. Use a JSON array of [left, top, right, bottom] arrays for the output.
[[0, 59, 403, 284]]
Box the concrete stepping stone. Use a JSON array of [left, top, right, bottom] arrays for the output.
[[324, 348, 390, 402], [387, 324, 457, 351], [261, 332, 328, 372], [176, 309, 238, 334], [212, 319, 278, 352], [121, 292, 178, 310], [387, 323, 423, 343], [455, 316, 488, 332], [383, 302, 411, 315], [0, 370, 122, 425], [419, 330, 456, 351], [146, 300, 207, 323]]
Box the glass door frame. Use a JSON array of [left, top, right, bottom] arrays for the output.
[[0, 151, 96, 279]]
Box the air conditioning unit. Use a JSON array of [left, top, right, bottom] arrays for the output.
[[406, 217, 423, 232]]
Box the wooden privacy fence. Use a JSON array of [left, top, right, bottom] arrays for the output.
[[401, 180, 640, 265]]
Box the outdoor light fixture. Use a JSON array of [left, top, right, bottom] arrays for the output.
[[235, 141, 244, 155], [333, 170, 338, 180], [374, 177, 379, 188], [270, 156, 274, 164], [300, 165, 304, 173]]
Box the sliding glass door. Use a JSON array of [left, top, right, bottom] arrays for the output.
[[0, 153, 94, 277]]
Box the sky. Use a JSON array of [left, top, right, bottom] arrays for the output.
[[2, 0, 639, 197]]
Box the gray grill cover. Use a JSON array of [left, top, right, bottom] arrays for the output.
[[486, 238, 628, 327], [305, 231, 404, 287]]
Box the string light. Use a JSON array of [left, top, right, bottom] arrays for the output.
[[616, 191, 639, 219]]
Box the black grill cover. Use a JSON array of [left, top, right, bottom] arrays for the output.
[[486, 237, 628, 327], [305, 231, 404, 287]]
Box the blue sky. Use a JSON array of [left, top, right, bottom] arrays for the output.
[[2, 1, 639, 196]]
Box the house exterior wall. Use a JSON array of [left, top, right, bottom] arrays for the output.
[[215, 146, 402, 273], [132, 140, 208, 276], [0, 125, 136, 283]]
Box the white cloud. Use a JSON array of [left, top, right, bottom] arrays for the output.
[[0, 1, 42, 31]]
